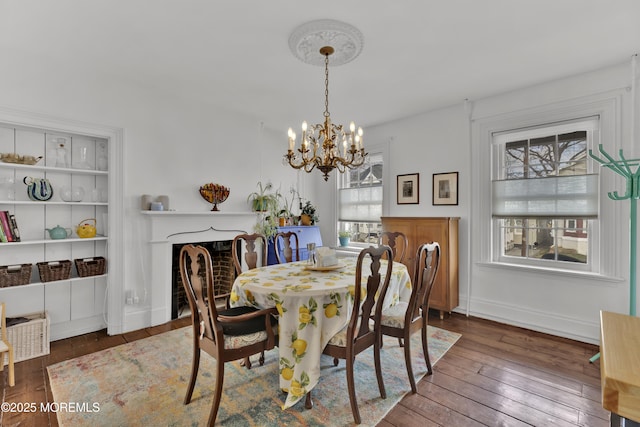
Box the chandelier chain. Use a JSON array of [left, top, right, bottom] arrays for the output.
[[324, 53, 330, 118]]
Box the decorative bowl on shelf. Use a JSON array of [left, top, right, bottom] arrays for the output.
[[199, 183, 230, 211], [1, 153, 43, 165], [60, 186, 85, 202]]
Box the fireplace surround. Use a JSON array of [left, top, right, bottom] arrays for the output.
[[140, 211, 255, 327]]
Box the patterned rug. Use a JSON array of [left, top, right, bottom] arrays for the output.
[[48, 325, 460, 427]]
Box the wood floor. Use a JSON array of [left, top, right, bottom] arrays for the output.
[[0, 312, 608, 427]]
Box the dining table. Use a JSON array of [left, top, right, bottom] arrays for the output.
[[230, 256, 412, 409]]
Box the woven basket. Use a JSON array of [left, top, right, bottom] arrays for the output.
[[6, 311, 50, 362], [36, 260, 72, 282], [75, 256, 106, 277], [0, 264, 32, 287]]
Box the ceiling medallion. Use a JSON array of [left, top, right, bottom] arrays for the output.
[[288, 19, 364, 67]]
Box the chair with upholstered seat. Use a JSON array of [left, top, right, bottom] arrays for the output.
[[231, 233, 269, 368], [273, 231, 300, 264], [380, 241, 440, 393], [0, 303, 15, 387], [379, 231, 408, 263], [306, 245, 393, 424], [180, 244, 278, 427]]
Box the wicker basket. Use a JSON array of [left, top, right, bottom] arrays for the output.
[[74, 256, 106, 277], [6, 311, 50, 363], [0, 264, 32, 287], [36, 260, 72, 282]]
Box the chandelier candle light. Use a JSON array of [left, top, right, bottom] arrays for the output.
[[285, 45, 367, 181]]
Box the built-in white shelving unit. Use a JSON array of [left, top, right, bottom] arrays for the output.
[[0, 123, 111, 340]]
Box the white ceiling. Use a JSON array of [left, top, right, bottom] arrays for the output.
[[2, 0, 639, 132]]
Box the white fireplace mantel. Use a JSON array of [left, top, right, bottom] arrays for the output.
[[141, 211, 256, 326]]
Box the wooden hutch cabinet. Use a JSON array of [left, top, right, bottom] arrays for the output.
[[381, 217, 459, 318]]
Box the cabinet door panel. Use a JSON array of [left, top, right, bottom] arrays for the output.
[[415, 222, 448, 310]]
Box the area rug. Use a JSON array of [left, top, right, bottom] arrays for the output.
[[48, 325, 460, 427]]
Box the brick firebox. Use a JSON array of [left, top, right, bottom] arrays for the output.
[[171, 240, 235, 319]]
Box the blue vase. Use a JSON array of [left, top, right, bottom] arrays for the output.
[[339, 236, 350, 247]]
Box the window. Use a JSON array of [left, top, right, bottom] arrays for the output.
[[338, 151, 383, 245], [491, 117, 599, 269]]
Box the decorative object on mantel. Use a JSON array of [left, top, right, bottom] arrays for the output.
[[0, 153, 42, 165], [199, 183, 230, 211], [140, 194, 170, 211], [285, 20, 367, 181]]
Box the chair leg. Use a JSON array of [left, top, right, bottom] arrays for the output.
[[333, 357, 339, 366], [207, 358, 225, 427], [304, 391, 313, 409], [345, 357, 361, 424], [421, 323, 433, 375], [404, 331, 417, 393], [7, 348, 14, 387], [374, 334, 386, 399], [259, 350, 265, 366], [398, 337, 404, 347], [184, 347, 201, 404], [244, 356, 252, 369]]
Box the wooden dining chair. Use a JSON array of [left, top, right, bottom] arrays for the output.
[[273, 231, 299, 264], [379, 231, 408, 263], [0, 303, 15, 387], [380, 241, 440, 393], [306, 245, 393, 424], [231, 233, 269, 368], [232, 233, 268, 275], [179, 244, 278, 427]]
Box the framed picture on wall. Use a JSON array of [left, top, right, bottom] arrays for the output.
[[432, 172, 458, 205], [397, 173, 419, 204]]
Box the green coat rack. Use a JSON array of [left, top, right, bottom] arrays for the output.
[[588, 144, 640, 362]]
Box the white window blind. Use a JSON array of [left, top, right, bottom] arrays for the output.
[[338, 185, 383, 223], [492, 174, 599, 218], [492, 116, 599, 219]]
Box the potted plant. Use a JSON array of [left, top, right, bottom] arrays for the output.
[[277, 186, 299, 226], [300, 200, 318, 226], [253, 212, 278, 240], [247, 181, 280, 212], [338, 231, 351, 247]]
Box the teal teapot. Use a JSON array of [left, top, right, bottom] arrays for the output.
[[46, 225, 71, 240]]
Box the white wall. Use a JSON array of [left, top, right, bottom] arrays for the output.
[[365, 60, 637, 344], [2, 49, 637, 343], [0, 50, 308, 334]]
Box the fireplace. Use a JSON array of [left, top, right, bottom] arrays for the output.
[[171, 240, 235, 319], [140, 211, 255, 328]]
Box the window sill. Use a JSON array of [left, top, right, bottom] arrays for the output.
[[476, 261, 623, 284]]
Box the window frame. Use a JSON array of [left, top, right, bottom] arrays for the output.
[[336, 141, 389, 249], [491, 118, 598, 272], [472, 92, 622, 278]]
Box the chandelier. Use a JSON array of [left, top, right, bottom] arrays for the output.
[[285, 22, 367, 181]]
